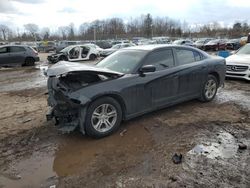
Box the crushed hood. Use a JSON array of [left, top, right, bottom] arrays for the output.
[[46, 61, 123, 77]]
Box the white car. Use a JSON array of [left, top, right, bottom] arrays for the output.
[[84, 43, 103, 54], [47, 44, 99, 63], [226, 44, 250, 81]]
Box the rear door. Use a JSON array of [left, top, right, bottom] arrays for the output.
[[0, 47, 10, 65], [174, 47, 207, 98], [9, 46, 26, 65]]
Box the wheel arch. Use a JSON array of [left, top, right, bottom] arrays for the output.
[[208, 71, 220, 85], [90, 93, 127, 120]]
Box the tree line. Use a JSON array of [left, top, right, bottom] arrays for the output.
[[0, 14, 249, 42]]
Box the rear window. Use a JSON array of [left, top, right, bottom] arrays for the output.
[[176, 49, 202, 65], [10, 46, 26, 53]]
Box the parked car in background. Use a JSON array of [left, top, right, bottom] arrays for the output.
[[204, 39, 227, 51], [22, 42, 38, 51], [226, 39, 241, 50], [153, 37, 171, 44], [55, 41, 78, 53], [46, 44, 225, 138], [95, 41, 112, 49], [240, 37, 248, 46], [194, 38, 213, 49], [0, 45, 39, 66], [173, 39, 194, 46], [47, 44, 99, 63], [37, 41, 56, 52], [226, 44, 250, 81], [100, 43, 136, 57]]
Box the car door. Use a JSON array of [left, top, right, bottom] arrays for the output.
[[68, 46, 80, 61], [174, 47, 207, 98], [9, 46, 26, 64], [139, 48, 179, 109], [0, 47, 10, 65]]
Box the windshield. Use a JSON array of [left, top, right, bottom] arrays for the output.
[[236, 44, 250, 55], [96, 50, 147, 73]]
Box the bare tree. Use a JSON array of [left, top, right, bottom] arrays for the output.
[[24, 23, 39, 40], [0, 24, 10, 41], [40, 27, 50, 40], [58, 26, 69, 40]]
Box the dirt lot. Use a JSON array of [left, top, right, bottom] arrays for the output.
[[0, 54, 250, 188]]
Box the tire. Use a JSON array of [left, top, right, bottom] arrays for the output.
[[85, 97, 122, 138], [89, 54, 97, 61], [199, 75, 218, 102], [24, 57, 35, 66]]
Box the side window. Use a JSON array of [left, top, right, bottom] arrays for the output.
[[193, 51, 202, 61], [9, 46, 26, 53], [144, 49, 174, 71], [0, 47, 8, 54], [176, 49, 196, 65]]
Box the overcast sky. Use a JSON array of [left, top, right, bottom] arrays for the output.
[[0, 0, 250, 30]]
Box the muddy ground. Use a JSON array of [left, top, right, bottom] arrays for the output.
[[0, 54, 249, 188]]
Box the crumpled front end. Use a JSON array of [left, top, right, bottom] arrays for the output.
[[46, 76, 87, 134], [45, 61, 122, 134]]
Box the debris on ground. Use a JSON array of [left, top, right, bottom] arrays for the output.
[[22, 118, 32, 123], [119, 129, 127, 136], [172, 153, 183, 164], [238, 143, 247, 150]]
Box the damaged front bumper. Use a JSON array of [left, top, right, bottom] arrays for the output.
[[46, 104, 86, 134], [46, 77, 89, 134]]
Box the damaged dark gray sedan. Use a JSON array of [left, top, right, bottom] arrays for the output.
[[46, 45, 226, 138]]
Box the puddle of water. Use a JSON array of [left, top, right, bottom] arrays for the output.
[[188, 131, 238, 159], [0, 152, 56, 188], [53, 123, 152, 176], [0, 122, 152, 187], [216, 89, 250, 110]]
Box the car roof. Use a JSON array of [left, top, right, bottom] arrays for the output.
[[0, 45, 28, 48], [125, 44, 193, 51]]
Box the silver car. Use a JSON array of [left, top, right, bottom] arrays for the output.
[[0, 45, 40, 66]]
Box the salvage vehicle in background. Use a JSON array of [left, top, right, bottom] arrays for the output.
[[194, 38, 213, 49], [173, 39, 194, 46], [47, 44, 99, 63], [100, 43, 136, 57], [204, 39, 227, 51], [84, 43, 103, 54], [46, 44, 226, 138], [226, 39, 241, 50], [37, 41, 56, 52], [0, 45, 39, 66], [226, 43, 250, 81]]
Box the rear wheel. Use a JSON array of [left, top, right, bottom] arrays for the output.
[[85, 97, 122, 138], [89, 54, 97, 60], [24, 57, 35, 66], [199, 75, 218, 102]]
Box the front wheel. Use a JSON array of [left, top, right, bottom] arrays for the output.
[[85, 97, 122, 138], [199, 75, 218, 102]]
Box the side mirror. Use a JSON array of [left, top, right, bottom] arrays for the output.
[[139, 65, 156, 74]]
